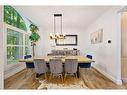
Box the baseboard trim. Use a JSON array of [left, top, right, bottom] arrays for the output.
[[122, 78, 127, 83], [93, 65, 122, 85], [4, 64, 25, 79]]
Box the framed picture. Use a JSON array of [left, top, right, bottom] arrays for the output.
[[55, 35, 78, 46], [90, 29, 103, 44]]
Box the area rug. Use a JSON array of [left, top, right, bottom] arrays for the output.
[[37, 78, 88, 89]]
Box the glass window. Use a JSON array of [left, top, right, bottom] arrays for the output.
[[4, 6, 27, 31], [7, 46, 23, 63], [25, 35, 30, 45], [25, 47, 30, 55], [7, 28, 24, 64], [7, 28, 23, 45], [25, 35, 31, 55], [5, 6, 32, 64]]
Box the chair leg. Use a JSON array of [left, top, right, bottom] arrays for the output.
[[44, 73, 47, 80], [36, 73, 40, 78], [75, 73, 78, 78], [49, 73, 52, 81], [60, 74, 63, 82], [64, 74, 67, 82]]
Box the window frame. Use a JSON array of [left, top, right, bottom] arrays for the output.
[[4, 23, 31, 66]]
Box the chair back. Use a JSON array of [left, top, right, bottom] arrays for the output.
[[49, 59, 63, 74], [86, 55, 92, 59], [24, 55, 32, 59], [24, 55, 34, 68], [34, 59, 47, 74], [79, 55, 92, 68], [65, 59, 78, 74]]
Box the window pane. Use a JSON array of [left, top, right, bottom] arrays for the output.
[[7, 28, 23, 45], [25, 35, 30, 45], [4, 6, 11, 24], [25, 35, 31, 55], [7, 46, 23, 64], [4, 6, 27, 31], [25, 47, 30, 55], [19, 17, 27, 31]]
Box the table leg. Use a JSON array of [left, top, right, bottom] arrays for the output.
[[36, 73, 40, 78], [77, 64, 80, 78]]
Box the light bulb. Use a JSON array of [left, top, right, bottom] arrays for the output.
[[50, 33, 53, 36], [63, 33, 66, 36]]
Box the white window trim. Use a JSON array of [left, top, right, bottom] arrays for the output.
[[4, 23, 31, 69]]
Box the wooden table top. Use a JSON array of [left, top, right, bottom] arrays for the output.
[[19, 56, 94, 63]]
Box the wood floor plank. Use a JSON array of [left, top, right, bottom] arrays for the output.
[[4, 67, 127, 89]]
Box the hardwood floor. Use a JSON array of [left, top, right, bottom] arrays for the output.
[[4, 68, 127, 89], [80, 68, 127, 89]]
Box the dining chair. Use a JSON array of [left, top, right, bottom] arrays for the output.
[[49, 59, 63, 82], [79, 54, 93, 75], [24, 55, 34, 78], [34, 59, 48, 79], [64, 59, 78, 81], [79, 54, 92, 68]]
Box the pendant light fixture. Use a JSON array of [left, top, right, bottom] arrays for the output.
[[50, 14, 66, 39]]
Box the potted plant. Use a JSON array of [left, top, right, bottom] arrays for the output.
[[29, 24, 40, 56]]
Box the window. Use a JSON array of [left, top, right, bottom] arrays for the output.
[[4, 6, 31, 64], [4, 5, 27, 31], [6, 25, 31, 64], [25, 35, 31, 55], [7, 28, 23, 63]]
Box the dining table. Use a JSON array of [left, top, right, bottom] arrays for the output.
[[19, 55, 94, 78]]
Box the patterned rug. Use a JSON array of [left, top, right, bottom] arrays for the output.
[[37, 77, 88, 89]]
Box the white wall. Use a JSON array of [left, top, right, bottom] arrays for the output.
[[35, 7, 123, 85], [83, 7, 122, 84], [36, 27, 87, 56], [0, 6, 4, 89], [35, 18, 90, 56]]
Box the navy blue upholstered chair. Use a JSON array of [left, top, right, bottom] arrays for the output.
[[79, 54, 93, 76], [79, 54, 92, 68], [24, 55, 34, 78], [24, 55, 34, 68]]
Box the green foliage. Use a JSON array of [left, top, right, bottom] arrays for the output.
[[29, 32, 40, 42], [29, 24, 39, 32], [4, 5, 27, 31], [29, 24, 40, 43], [29, 24, 40, 56]]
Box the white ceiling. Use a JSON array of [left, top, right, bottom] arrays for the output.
[[13, 6, 112, 28]]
